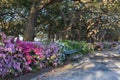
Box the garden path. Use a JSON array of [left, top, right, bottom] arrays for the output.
[[15, 45, 120, 80]]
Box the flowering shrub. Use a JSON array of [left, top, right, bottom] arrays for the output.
[[16, 39, 45, 70], [111, 41, 118, 47], [94, 42, 104, 51], [0, 49, 30, 79], [94, 41, 119, 50], [0, 33, 30, 79], [44, 43, 61, 66], [0, 33, 61, 79]]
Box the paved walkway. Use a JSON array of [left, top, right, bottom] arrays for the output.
[[15, 46, 120, 80]]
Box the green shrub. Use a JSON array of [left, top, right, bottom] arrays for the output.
[[102, 41, 112, 49], [59, 40, 94, 55], [79, 41, 94, 54]]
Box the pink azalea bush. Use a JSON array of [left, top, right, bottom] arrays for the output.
[[94, 41, 119, 50], [94, 42, 104, 51], [0, 33, 61, 79], [44, 43, 61, 66]]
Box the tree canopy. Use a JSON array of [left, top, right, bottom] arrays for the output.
[[0, 0, 120, 42]]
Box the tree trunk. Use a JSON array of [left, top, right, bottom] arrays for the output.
[[24, 2, 38, 41], [23, 0, 62, 41], [24, 12, 38, 41]]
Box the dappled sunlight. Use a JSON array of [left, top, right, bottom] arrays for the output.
[[113, 62, 120, 69], [74, 62, 96, 71], [81, 71, 120, 80], [95, 71, 104, 78]]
